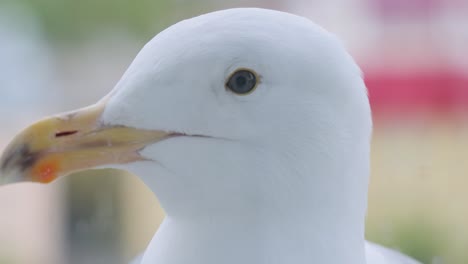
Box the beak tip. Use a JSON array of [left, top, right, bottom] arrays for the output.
[[0, 171, 20, 185], [0, 145, 30, 185]]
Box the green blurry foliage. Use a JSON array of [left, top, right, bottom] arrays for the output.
[[367, 219, 449, 264], [2, 0, 208, 43]]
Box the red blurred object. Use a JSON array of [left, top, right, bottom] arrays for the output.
[[365, 68, 468, 118]]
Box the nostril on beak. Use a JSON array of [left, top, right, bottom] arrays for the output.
[[55, 130, 78, 138]]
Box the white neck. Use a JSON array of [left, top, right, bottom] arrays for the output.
[[140, 210, 366, 264], [127, 145, 369, 264]]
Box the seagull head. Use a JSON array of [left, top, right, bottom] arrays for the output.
[[0, 8, 371, 219]]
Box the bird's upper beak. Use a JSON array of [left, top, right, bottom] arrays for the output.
[[0, 102, 169, 184]]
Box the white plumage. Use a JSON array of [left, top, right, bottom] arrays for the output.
[[101, 8, 421, 264]]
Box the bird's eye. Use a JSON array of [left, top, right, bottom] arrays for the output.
[[226, 69, 258, 95]]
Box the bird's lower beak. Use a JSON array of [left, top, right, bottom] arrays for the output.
[[0, 103, 169, 184]]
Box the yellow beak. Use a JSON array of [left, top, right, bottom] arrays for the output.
[[0, 103, 169, 184]]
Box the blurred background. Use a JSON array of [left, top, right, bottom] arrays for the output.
[[0, 0, 467, 263]]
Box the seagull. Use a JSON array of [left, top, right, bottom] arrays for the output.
[[0, 8, 420, 264]]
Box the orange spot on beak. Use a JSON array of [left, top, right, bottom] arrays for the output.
[[32, 159, 60, 183]]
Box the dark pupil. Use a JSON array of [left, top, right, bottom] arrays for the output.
[[228, 70, 256, 94], [236, 75, 247, 87]]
